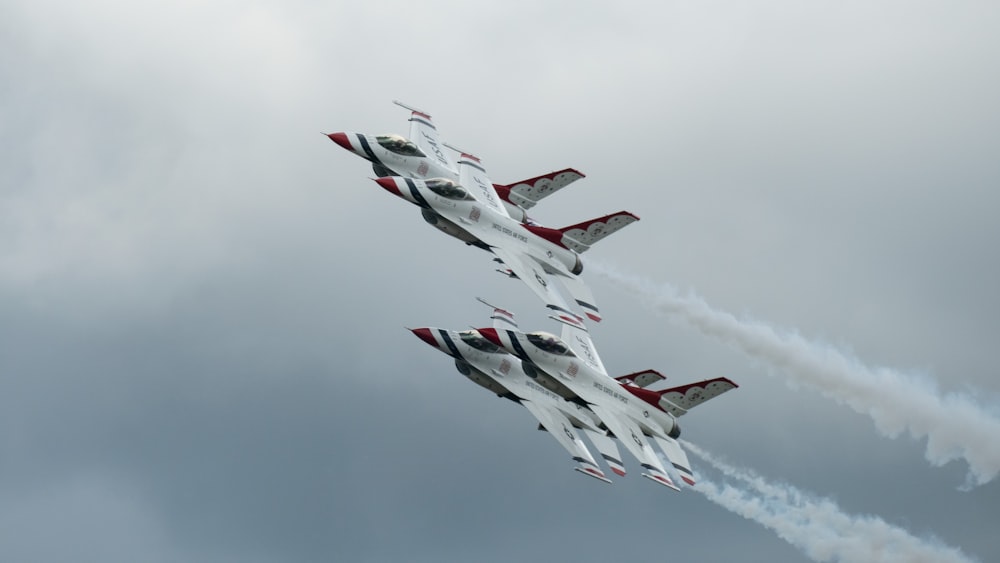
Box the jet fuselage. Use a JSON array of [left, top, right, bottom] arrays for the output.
[[479, 328, 680, 440], [328, 131, 532, 221], [373, 176, 584, 277]]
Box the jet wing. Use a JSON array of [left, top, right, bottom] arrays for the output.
[[616, 369, 666, 388], [457, 154, 510, 218], [494, 168, 585, 210], [394, 100, 455, 172], [658, 377, 739, 417], [589, 404, 680, 491], [520, 400, 611, 483], [489, 246, 585, 328]]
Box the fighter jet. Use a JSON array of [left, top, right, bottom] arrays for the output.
[[477, 309, 738, 491], [409, 302, 627, 483], [326, 100, 585, 222], [364, 151, 637, 324]]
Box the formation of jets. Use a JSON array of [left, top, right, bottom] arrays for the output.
[[327, 101, 737, 491]]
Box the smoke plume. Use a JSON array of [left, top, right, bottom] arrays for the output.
[[591, 263, 1000, 486], [684, 442, 977, 563]]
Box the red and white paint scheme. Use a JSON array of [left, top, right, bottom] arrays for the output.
[[409, 301, 628, 483], [326, 101, 458, 184], [327, 101, 639, 323], [326, 100, 586, 222], [368, 157, 637, 324], [476, 309, 738, 491]]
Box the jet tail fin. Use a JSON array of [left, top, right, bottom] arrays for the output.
[[656, 377, 739, 417], [652, 435, 696, 487], [582, 427, 627, 477], [557, 211, 640, 254]]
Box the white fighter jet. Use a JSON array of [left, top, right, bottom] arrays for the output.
[[409, 302, 627, 483], [366, 152, 637, 324], [326, 100, 585, 222], [476, 310, 738, 491]]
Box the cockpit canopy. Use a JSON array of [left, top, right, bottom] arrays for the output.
[[425, 178, 474, 201], [526, 332, 575, 356], [459, 330, 504, 353], [375, 134, 425, 157]]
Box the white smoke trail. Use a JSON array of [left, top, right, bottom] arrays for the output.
[[683, 441, 977, 563], [590, 263, 1000, 486]]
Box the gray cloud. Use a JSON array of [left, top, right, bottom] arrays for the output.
[[2, 1, 998, 561]]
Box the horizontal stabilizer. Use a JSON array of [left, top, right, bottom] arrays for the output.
[[615, 369, 666, 388], [558, 211, 639, 254], [642, 472, 682, 491], [653, 435, 695, 487], [658, 377, 738, 417], [583, 427, 627, 477], [575, 466, 613, 484], [556, 272, 602, 323], [493, 168, 585, 209], [489, 246, 582, 328], [590, 403, 679, 492]]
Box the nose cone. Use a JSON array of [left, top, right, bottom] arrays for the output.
[[373, 176, 404, 197], [327, 132, 354, 152], [477, 328, 503, 347], [409, 327, 439, 348]]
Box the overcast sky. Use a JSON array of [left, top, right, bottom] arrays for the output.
[[2, 1, 999, 561]]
